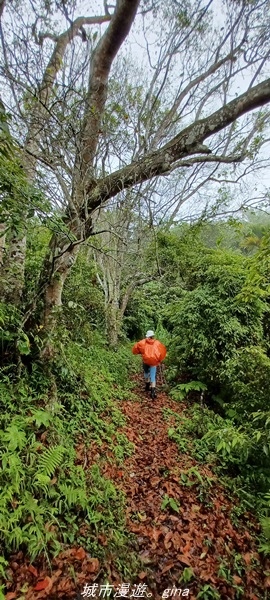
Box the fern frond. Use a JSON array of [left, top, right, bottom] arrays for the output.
[[58, 483, 87, 508], [33, 473, 51, 490], [8, 526, 25, 550], [0, 556, 8, 579], [37, 445, 65, 477]]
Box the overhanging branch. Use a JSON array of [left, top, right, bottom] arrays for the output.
[[170, 153, 245, 170], [85, 76, 270, 222]]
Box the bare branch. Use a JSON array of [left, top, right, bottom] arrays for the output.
[[84, 76, 270, 219], [170, 153, 245, 169], [152, 43, 244, 147], [23, 14, 111, 178], [38, 14, 110, 48]]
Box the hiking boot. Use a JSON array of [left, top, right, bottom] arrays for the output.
[[145, 382, 150, 392], [150, 387, 156, 399]]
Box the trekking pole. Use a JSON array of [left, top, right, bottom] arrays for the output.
[[159, 363, 166, 385]]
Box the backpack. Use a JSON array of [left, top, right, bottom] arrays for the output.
[[142, 340, 163, 366]]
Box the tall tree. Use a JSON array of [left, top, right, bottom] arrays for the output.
[[93, 185, 156, 346], [1, 0, 270, 353]]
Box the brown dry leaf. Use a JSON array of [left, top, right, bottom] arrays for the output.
[[264, 576, 270, 588], [129, 523, 142, 533], [200, 569, 214, 581], [176, 554, 191, 566], [171, 532, 181, 551], [183, 541, 191, 553], [87, 558, 100, 573], [97, 534, 107, 546], [150, 477, 161, 487], [138, 571, 147, 579], [233, 575, 242, 585], [181, 532, 193, 541], [55, 577, 73, 593], [34, 577, 52, 591], [74, 547, 86, 561], [164, 532, 173, 549], [243, 552, 252, 565], [51, 569, 62, 584], [161, 561, 176, 574], [152, 528, 162, 542], [170, 515, 181, 522], [28, 565, 38, 578]]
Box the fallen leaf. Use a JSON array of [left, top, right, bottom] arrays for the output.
[[177, 554, 191, 566], [183, 542, 191, 553], [164, 531, 173, 549], [161, 561, 175, 574], [233, 575, 242, 585], [87, 558, 100, 573], [171, 531, 181, 550], [28, 564, 38, 577], [98, 534, 107, 545], [152, 529, 162, 542], [138, 571, 147, 579], [34, 577, 51, 591], [243, 552, 252, 565], [139, 551, 152, 565], [74, 547, 86, 560], [150, 477, 161, 487]]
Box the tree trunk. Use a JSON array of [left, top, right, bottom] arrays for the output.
[[0, 222, 6, 268], [0, 229, 26, 304], [42, 244, 80, 324], [106, 300, 121, 348], [23, 232, 81, 359]]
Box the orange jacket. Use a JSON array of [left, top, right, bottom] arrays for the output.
[[132, 338, 167, 367]]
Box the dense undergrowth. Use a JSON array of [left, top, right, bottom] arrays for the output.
[[0, 335, 138, 597], [164, 400, 270, 559]]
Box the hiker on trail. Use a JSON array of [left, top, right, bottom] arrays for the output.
[[132, 330, 167, 399]]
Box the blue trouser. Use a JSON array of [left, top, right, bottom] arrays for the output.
[[143, 363, 157, 384]]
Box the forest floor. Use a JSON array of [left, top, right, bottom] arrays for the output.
[[5, 375, 269, 600]]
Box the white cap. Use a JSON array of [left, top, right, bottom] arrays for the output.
[[146, 330, 155, 338]]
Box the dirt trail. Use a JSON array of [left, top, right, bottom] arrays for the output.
[[5, 378, 268, 600], [103, 378, 267, 600]]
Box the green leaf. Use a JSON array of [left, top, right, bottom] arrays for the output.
[[17, 333, 30, 355]]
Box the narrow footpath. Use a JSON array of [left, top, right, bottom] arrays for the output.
[[103, 378, 267, 600], [5, 378, 269, 600]]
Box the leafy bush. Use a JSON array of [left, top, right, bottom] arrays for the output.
[[0, 338, 135, 569], [220, 346, 270, 417], [165, 250, 265, 391]]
